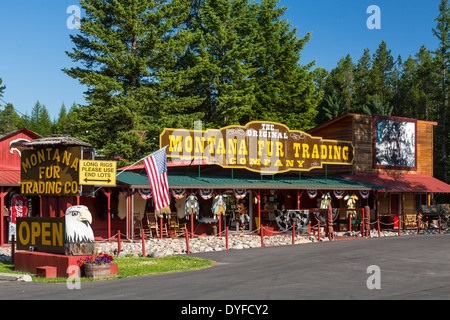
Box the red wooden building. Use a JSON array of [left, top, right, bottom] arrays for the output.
[[0, 128, 40, 245]]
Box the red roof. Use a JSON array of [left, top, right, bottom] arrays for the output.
[[0, 170, 20, 186], [342, 173, 450, 193]]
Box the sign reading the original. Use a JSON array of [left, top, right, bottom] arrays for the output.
[[20, 146, 81, 196], [79, 160, 117, 186], [16, 217, 65, 254], [160, 121, 354, 174]]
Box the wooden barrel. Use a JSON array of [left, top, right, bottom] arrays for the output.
[[83, 264, 111, 278]]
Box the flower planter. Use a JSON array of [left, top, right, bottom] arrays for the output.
[[83, 263, 111, 279]]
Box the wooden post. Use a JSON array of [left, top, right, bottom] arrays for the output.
[[317, 220, 321, 242], [185, 227, 190, 254], [117, 230, 121, 254], [11, 235, 15, 264], [141, 229, 146, 257], [377, 219, 381, 237], [226, 227, 229, 250], [292, 222, 296, 245], [439, 216, 442, 234], [417, 216, 421, 235], [261, 226, 264, 247], [0, 187, 12, 246], [190, 212, 194, 239]]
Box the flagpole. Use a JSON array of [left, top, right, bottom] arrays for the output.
[[93, 145, 168, 194], [116, 145, 169, 178]]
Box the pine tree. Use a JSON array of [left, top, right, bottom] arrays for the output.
[[29, 101, 53, 136], [0, 77, 5, 98], [0, 103, 20, 134], [433, 0, 450, 185], [251, 0, 319, 130], [352, 48, 372, 112], [369, 41, 395, 107], [63, 0, 200, 161], [54, 103, 69, 134], [317, 54, 354, 122], [187, 0, 258, 127]]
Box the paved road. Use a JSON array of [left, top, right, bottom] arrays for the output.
[[1, 234, 450, 301]]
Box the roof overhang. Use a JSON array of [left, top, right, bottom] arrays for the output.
[[342, 172, 450, 193]]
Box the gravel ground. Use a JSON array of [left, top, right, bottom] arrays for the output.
[[2, 228, 447, 262]]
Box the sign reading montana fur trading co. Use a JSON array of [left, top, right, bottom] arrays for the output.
[[20, 147, 81, 196], [160, 122, 354, 173]]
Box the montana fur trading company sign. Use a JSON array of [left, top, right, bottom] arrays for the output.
[[160, 122, 355, 174], [20, 146, 81, 196]]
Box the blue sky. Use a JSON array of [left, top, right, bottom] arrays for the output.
[[0, 0, 442, 119]]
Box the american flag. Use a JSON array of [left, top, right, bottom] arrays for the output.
[[143, 147, 170, 211]]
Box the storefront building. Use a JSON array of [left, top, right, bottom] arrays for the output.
[[1, 113, 449, 245]]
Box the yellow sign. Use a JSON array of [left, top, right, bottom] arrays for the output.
[[79, 160, 116, 186]]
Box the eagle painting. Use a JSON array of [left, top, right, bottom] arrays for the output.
[[65, 205, 95, 244]]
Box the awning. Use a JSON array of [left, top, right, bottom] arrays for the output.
[[117, 171, 386, 191], [342, 173, 450, 193]]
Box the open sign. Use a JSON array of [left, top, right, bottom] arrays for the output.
[[16, 217, 65, 254]]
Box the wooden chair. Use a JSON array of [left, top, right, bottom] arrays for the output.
[[146, 212, 159, 238], [176, 217, 187, 235], [133, 216, 143, 238], [168, 216, 178, 236]]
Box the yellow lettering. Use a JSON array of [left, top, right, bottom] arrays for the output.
[[238, 139, 248, 156], [52, 222, 64, 247], [21, 158, 31, 174], [55, 182, 62, 194], [30, 154, 37, 166], [169, 135, 183, 152], [333, 146, 341, 160], [37, 149, 45, 164], [216, 138, 225, 154], [41, 222, 51, 246], [70, 158, 79, 171], [227, 138, 237, 155], [321, 145, 328, 159], [52, 148, 60, 162], [18, 221, 30, 245], [258, 141, 265, 156], [312, 145, 320, 159], [184, 136, 193, 153], [62, 151, 71, 166], [286, 160, 294, 167], [39, 167, 45, 179], [194, 136, 205, 154], [293, 143, 301, 158], [31, 222, 41, 245], [249, 158, 261, 166], [276, 142, 284, 157], [302, 145, 310, 158], [343, 146, 349, 161]]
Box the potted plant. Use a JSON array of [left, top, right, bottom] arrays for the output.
[[77, 253, 114, 278]]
